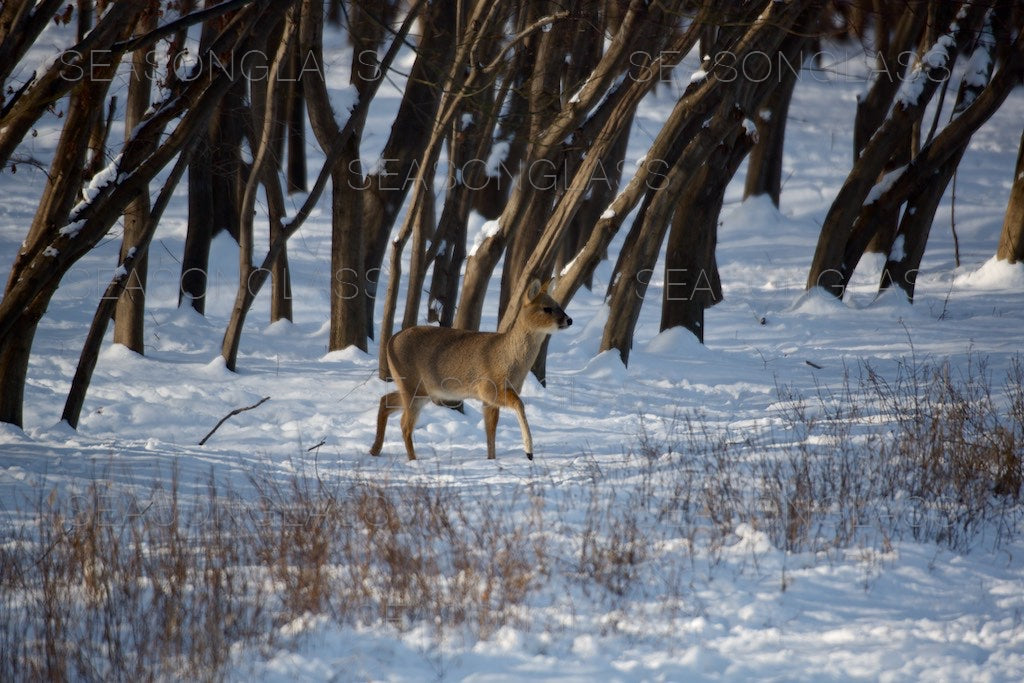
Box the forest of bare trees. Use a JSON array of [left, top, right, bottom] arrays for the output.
[[1, 0, 1023, 428]]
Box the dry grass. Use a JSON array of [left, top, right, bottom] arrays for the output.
[[1, 356, 1021, 679]]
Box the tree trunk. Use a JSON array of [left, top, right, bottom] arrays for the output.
[[330, 150, 367, 350], [250, 21, 294, 323], [852, 2, 926, 159], [113, 7, 157, 353], [852, 2, 926, 255], [285, 32, 307, 194], [0, 318, 38, 427], [180, 14, 222, 314], [556, 116, 632, 290], [0, 21, 127, 425], [0, 1, 285, 426], [601, 167, 682, 366], [461, 0, 705, 335], [837, 29, 1024, 299], [996, 127, 1024, 263], [662, 131, 751, 341], [498, 2, 571, 318], [299, 0, 373, 352], [0, 1, 64, 94], [181, 135, 213, 313], [219, 1, 419, 371], [742, 41, 802, 206]]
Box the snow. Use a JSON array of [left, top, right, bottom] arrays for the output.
[[954, 255, 1024, 290], [864, 165, 906, 205], [963, 23, 995, 89], [742, 117, 758, 139], [468, 218, 501, 257], [64, 153, 123, 228], [895, 34, 954, 108], [486, 140, 510, 178], [890, 234, 906, 261], [2, 32, 1024, 683]]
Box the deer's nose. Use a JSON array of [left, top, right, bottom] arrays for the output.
[[565, 316, 573, 327]]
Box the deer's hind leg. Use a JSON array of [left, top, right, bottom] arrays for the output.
[[483, 405, 500, 460], [370, 391, 403, 456]]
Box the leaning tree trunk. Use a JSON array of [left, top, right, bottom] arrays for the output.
[[833, 28, 1024, 300], [601, 160, 686, 366], [250, 21, 294, 323], [996, 126, 1024, 263], [498, 3, 573, 319], [63, 147, 195, 428], [0, 24, 124, 425], [0, 1, 287, 426], [662, 128, 752, 341], [602, 117, 752, 362], [113, 6, 157, 353], [852, 2, 926, 159], [806, 1, 993, 297], [850, 1, 924, 255], [881, 13, 999, 298]]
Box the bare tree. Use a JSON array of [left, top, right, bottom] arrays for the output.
[[600, 1, 816, 363], [0, 0, 293, 426], [113, 4, 159, 353], [219, 0, 419, 371]]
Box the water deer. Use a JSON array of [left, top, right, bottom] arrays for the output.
[[370, 279, 572, 461]]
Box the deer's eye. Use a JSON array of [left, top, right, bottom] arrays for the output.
[[543, 307, 553, 314]]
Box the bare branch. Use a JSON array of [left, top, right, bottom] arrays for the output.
[[199, 397, 271, 446]]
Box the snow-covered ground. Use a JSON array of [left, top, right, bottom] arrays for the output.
[[2, 34, 1024, 681]]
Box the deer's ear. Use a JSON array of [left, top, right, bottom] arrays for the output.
[[543, 277, 556, 293], [526, 279, 542, 301]]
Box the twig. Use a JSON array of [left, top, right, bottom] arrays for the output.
[[199, 396, 270, 445], [951, 167, 961, 268]]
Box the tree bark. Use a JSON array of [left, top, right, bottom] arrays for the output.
[[852, 2, 926, 160], [662, 130, 752, 341], [834, 28, 1024, 299], [0, 11, 132, 426], [180, 11, 222, 314], [298, 0, 373, 353], [221, 0, 420, 371], [113, 5, 157, 353], [742, 38, 803, 206], [996, 127, 1024, 263]]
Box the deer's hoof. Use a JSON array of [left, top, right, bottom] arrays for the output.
[[525, 451, 533, 461]]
